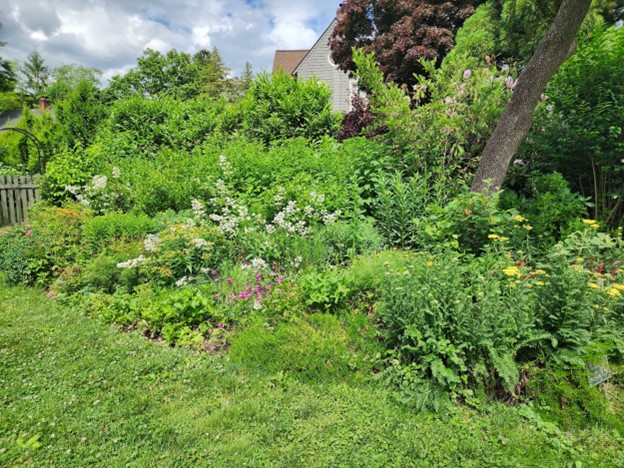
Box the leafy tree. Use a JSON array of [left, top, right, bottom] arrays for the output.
[[46, 64, 102, 102], [471, 0, 593, 193], [0, 24, 16, 93], [19, 50, 50, 105], [55, 78, 108, 147], [195, 47, 232, 99], [103, 47, 234, 102], [329, 0, 485, 88], [238, 62, 254, 95]]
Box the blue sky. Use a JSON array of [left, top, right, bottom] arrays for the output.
[[0, 0, 340, 82]]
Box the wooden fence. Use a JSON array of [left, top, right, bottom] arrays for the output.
[[0, 175, 41, 227]]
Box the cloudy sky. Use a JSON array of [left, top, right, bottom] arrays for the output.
[[0, 0, 340, 82]]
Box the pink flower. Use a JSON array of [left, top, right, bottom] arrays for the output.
[[211, 269, 218, 275], [214, 294, 220, 299], [24, 230, 32, 237], [462, 69, 472, 80], [505, 76, 515, 89], [216, 322, 224, 328], [485, 55, 492, 63], [226, 278, 233, 285], [214, 278, 220, 282]]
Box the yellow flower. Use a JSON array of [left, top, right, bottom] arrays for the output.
[[533, 269, 547, 275], [513, 215, 526, 223], [612, 284, 624, 291], [488, 234, 500, 240], [503, 266, 521, 277], [582, 219, 598, 225], [574, 257, 584, 264], [536, 281, 545, 287], [426, 261, 434, 267], [607, 288, 622, 298], [523, 224, 533, 231], [588, 282, 600, 289]]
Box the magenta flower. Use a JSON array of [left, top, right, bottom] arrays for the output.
[[214, 294, 220, 299], [211, 269, 218, 275], [226, 278, 233, 285], [216, 322, 224, 328]]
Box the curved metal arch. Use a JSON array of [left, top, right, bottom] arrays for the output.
[[0, 127, 47, 174]]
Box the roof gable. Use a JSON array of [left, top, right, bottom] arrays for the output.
[[272, 50, 309, 74]]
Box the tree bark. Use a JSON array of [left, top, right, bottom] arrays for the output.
[[471, 0, 592, 193]]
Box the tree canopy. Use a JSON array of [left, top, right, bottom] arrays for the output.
[[329, 0, 485, 88], [19, 50, 50, 104]]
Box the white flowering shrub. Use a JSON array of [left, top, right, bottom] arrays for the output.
[[65, 167, 134, 215]]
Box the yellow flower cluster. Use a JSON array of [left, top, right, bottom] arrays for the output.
[[502, 266, 521, 277], [582, 219, 600, 229]]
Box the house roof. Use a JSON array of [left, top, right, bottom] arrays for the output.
[[272, 50, 309, 74], [292, 19, 337, 76]]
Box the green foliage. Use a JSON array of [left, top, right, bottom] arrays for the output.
[[377, 227, 624, 406], [45, 64, 102, 102], [55, 78, 108, 147], [0, 225, 34, 285], [82, 211, 155, 254], [500, 172, 587, 250], [103, 47, 234, 102], [235, 71, 341, 144], [94, 96, 223, 160], [18, 50, 49, 105], [521, 25, 624, 226], [39, 144, 101, 204]]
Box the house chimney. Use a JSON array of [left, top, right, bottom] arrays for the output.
[[39, 97, 51, 113]]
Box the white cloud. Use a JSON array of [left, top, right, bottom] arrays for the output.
[[0, 0, 341, 79]]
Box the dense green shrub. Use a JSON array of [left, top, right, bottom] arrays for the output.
[[82, 211, 155, 254], [377, 227, 624, 410], [94, 96, 225, 160], [0, 225, 34, 285], [500, 172, 587, 251], [234, 71, 341, 144], [521, 25, 624, 226]]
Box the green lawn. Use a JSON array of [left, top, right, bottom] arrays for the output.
[[1, 280, 622, 466]]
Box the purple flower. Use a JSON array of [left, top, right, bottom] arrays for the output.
[[214, 294, 220, 299], [216, 322, 224, 328], [226, 278, 233, 285], [462, 69, 472, 80], [211, 269, 218, 276]]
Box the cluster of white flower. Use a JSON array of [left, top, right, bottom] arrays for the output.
[[143, 234, 160, 252], [209, 197, 261, 237], [242, 257, 269, 271], [274, 186, 286, 205], [117, 255, 146, 269], [175, 276, 192, 287], [112, 167, 121, 179], [191, 237, 209, 249], [219, 155, 233, 179], [65, 185, 91, 207], [191, 199, 205, 219], [322, 210, 342, 225], [92, 175, 108, 191]]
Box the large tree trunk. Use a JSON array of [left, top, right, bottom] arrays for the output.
[[471, 0, 592, 193]]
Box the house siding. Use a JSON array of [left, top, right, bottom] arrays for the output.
[[294, 20, 354, 113]]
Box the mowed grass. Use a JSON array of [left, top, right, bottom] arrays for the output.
[[1, 280, 623, 466]]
